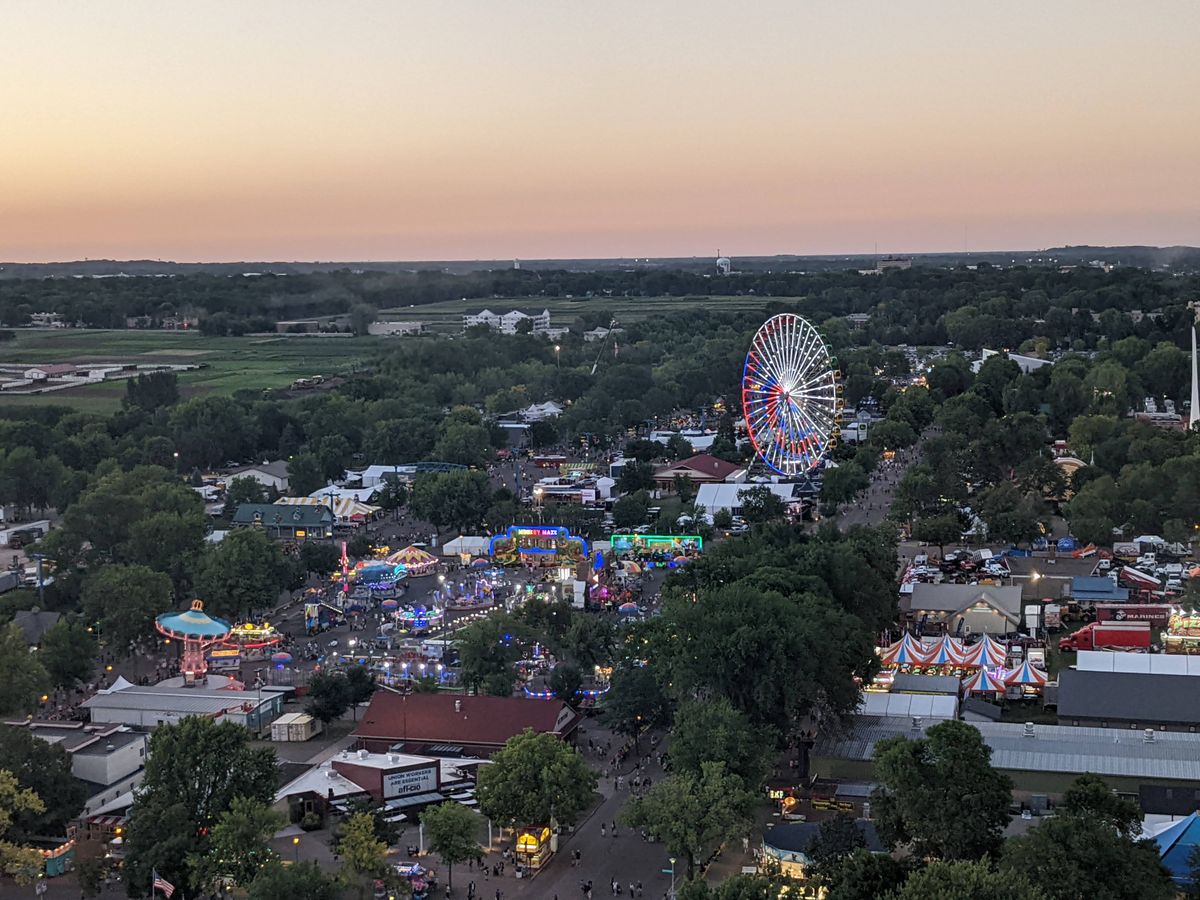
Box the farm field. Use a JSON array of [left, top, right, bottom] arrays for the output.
[[0, 330, 381, 412], [0, 295, 790, 410]]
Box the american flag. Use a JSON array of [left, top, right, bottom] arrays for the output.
[[152, 870, 175, 898]]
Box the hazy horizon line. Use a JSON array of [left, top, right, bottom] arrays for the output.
[[4, 242, 1194, 268]]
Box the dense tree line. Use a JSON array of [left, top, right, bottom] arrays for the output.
[[2, 264, 1197, 344]]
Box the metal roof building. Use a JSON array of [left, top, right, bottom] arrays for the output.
[[81, 677, 283, 732], [1057, 669, 1200, 731], [811, 716, 1200, 793]]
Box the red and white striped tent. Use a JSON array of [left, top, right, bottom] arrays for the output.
[[1005, 659, 1048, 686], [961, 634, 1008, 669], [879, 634, 932, 667], [962, 666, 1007, 694], [925, 635, 965, 666]]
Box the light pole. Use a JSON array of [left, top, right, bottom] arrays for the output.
[[534, 487, 544, 524], [292, 836, 300, 862], [325, 490, 338, 540], [438, 574, 449, 665], [669, 857, 676, 899], [554, 344, 561, 370]]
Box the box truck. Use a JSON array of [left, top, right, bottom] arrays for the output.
[[1058, 621, 1151, 652]]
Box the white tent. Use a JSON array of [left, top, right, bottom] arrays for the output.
[[443, 536, 489, 557]]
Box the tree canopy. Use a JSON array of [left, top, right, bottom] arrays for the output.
[[871, 721, 1012, 861], [476, 729, 596, 827], [124, 717, 277, 898], [623, 761, 755, 878], [0, 726, 87, 838]]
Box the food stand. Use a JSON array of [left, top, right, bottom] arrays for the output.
[[515, 826, 553, 873]]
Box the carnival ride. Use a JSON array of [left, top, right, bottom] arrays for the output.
[[742, 313, 842, 476], [489, 525, 587, 567], [394, 603, 444, 634], [355, 561, 408, 590], [386, 545, 440, 576], [156, 600, 233, 682]]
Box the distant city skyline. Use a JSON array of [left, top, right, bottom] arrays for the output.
[[3, 1, 1198, 262]]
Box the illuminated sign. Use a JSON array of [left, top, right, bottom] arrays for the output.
[[512, 527, 565, 538], [383, 765, 438, 799]]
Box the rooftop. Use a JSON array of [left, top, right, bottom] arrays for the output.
[[11, 610, 61, 645], [1006, 556, 1099, 579], [813, 716, 1200, 782], [654, 453, 744, 481], [231, 460, 289, 480], [81, 677, 272, 716], [71, 730, 147, 756], [906, 583, 1022, 615], [356, 692, 580, 748], [232, 503, 332, 527], [764, 820, 884, 855], [277, 751, 487, 803], [889, 673, 962, 695], [1057, 669, 1200, 725], [1, 721, 137, 754]]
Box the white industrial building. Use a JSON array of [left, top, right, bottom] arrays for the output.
[[7, 722, 149, 818], [463, 309, 552, 334], [227, 460, 290, 492]]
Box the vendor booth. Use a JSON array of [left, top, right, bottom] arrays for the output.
[[515, 825, 554, 872]]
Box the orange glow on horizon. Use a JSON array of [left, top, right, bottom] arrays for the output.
[[2, 1, 1198, 261]]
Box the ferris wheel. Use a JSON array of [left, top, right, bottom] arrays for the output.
[[741, 314, 842, 476]]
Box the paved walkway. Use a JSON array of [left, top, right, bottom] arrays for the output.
[[835, 426, 939, 530], [469, 723, 676, 900]]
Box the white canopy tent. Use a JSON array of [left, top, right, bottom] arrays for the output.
[[442, 536, 489, 558]]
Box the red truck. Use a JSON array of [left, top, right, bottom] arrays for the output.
[[1059, 621, 1152, 652]]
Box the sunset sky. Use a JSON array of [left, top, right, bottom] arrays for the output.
[[3, 1, 1198, 262]]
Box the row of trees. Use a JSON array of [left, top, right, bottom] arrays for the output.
[[886, 341, 1200, 549], [4, 263, 1197, 347]]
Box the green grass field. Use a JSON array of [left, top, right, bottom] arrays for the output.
[[0, 295, 791, 410], [0, 331, 382, 412]]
